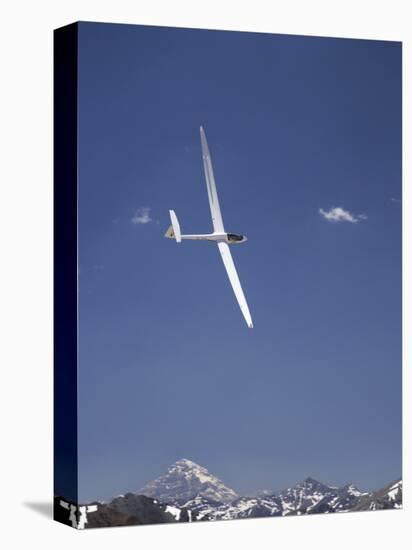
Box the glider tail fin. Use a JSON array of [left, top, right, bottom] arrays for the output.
[[165, 209, 182, 243]]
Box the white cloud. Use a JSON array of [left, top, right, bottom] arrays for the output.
[[319, 206, 366, 224], [131, 207, 152, 224]]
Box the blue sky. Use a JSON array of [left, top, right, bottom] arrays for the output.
[[77, 22, 401, 502]]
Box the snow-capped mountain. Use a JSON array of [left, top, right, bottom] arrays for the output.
[[73, 459, 402, 528], [178, 494, 283, 520], [182, 475, 369, 519], [276, 478, 369, 515], [353, 480, 402, 511], [278, 477, 338, 515], [138, 458, 239, 505], [137, 459, 400, 520], [211, 495, 283, 520]]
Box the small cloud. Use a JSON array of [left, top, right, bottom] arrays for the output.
[[319, 206, 366, 224], [390, 197, 401, 204], [131, 207, 152, 225]]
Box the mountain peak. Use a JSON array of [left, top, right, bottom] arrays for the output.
[[171, 458, 204, 470], [138, 459, 238, 505], [176, 458, 196, 465], [303, 476, 320, 484], [299, 477, 335, 491]]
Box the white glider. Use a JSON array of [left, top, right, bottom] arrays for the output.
[[165, 126, 253, 328]]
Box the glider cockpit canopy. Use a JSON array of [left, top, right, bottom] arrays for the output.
[[227, 233, 244, 243]]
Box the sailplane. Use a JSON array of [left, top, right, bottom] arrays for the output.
[[165, 126, 253, 328]]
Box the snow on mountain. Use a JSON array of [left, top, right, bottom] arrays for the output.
[[327, 484, 368, 512], [303, 483, 368, 515], [138, 458, 239, 505], [352, 480, 402, 511], [212, 496, 283, 520], [179, 476, 368, 520], [75, 459, 401, 527], [137, 460, 401, 519], [172, 471, 373, 519], [177, 496, 218, 519], [386, 480, 402, 504], [278, 477, 337, 515], [177, 493, 282, 520]]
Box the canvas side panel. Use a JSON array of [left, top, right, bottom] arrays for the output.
[[53, 22, 79, 526]]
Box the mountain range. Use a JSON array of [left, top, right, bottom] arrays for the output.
[[59, 458, 401, 528]]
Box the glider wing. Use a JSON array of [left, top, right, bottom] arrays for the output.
[[200, 126, 225, 232], [217, 241, 253, 328]]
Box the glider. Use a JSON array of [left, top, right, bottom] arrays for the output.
[[165, 126, 253, 328]]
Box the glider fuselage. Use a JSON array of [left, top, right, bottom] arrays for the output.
[[180, 232, 247, 244]]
